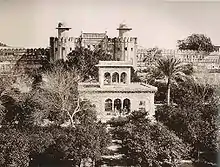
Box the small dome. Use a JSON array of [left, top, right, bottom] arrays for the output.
[[58, 22, 67, 28], [119, 23, 128, 29], [56, 22, 71, 30], [117, 22, 132, 30]]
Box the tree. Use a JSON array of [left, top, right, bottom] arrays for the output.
[[67, 46, 113, 81], [156, 80, 219, 161], [0, 66, 111, 167], [153, 56, 192, 106], [142, 47, 162, 64], [0, 74, 40, 128], [177, 34, 215, 53], [113, 113, 190, 167], [156, 104, 218, 160], [0, 127, 30, 167], [47, 107, 111, 167], [33, 64, 80, 127]]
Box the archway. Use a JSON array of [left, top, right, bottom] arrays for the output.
[[123, 98, 131, 114], [112, 72, 119, 83], [104, 72, 111, 85], [120, 72, 127, 84], [105, 99, 112, 112], [114, 99, 122, 112]]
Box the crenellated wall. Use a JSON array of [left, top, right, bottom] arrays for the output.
[[106, 37, 137, 68], [0, 47, 49, 74], [136, 47, 220, 72]]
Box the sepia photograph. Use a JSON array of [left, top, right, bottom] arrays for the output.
[[0, 0, 219, 166]]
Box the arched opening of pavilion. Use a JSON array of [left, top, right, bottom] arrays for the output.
[[114, 99, 122, 113], [105, 99, 112, 112], [112, 72, 119, 83], [104, 72, 111, 85], [123, 98, 131, 114], [120, 72, 127, 84]]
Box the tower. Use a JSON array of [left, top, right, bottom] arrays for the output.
[[116, 23, 137, 69], [56, 22, 71, 61], [117, 23, 132, 38]]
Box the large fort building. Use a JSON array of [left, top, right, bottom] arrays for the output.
[[49, 22, 138, 69]]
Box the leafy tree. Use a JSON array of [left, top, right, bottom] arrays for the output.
[[177, 34, 215, 53], [142, 47, 162, 64], [26, 127, 56, 167], [28, 127, 55, 157], [156, 81, 219, 160], [0, 127, 30, 167], [113, 113, 190, 167], [0, 104, 5, 124], [0, 85, 42, 128], [67, 46, 113, 81], [47, 110, 111, 167], [156, 104, 218, 159]]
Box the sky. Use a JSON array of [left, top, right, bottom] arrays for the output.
[[0, 0, 220, 49]]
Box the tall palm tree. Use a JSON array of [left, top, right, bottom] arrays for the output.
[[154, 56, 193, 106]]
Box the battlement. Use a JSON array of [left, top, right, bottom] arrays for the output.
[[137, 47, 220, 67], [137, 47, 220, 56], [81, 32, 107, 39], [50, 36, 78, 43], [0, 47, 49, 57], [97, 61, 133, 67], [161, 49, 220, 55], [0, 47, 26, 52], [107, 37, 137, 43]]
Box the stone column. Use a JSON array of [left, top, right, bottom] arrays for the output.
[[118, 72, 121, 83], [110, 72, 112, 85]]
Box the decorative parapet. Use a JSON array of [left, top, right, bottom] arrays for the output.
[[0, 47, 49, 62], [0, 47, 26, 52], [81, 32, 107, 39], [96, 60, 133, 67], [136, 46, 220, 71], [107, 37, 137, 43]]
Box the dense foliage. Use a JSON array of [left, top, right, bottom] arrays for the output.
[[0, 63, 111, 167], [156, 81, 219, 161], [177, 34, 215, 53], [110, 111, 191, 167], [0, 127, 30, 167], [145, 56, 193, 105], [67, 46, 113, 81]]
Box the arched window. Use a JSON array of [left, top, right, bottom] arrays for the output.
[[105, 99, 112, 112], [123, 98, 131, 114], [112, 72, 119, 83], [104, 72, 111, 85], [120, 72, 127, 84], [114, 99, 122, 111]]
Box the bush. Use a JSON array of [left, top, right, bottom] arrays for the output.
[[107, 116, 129, 127]]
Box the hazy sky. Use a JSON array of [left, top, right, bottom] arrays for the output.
[[0, 0, 220, 49]]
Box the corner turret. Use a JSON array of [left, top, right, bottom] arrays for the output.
[[56, 22, 71, 61]]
